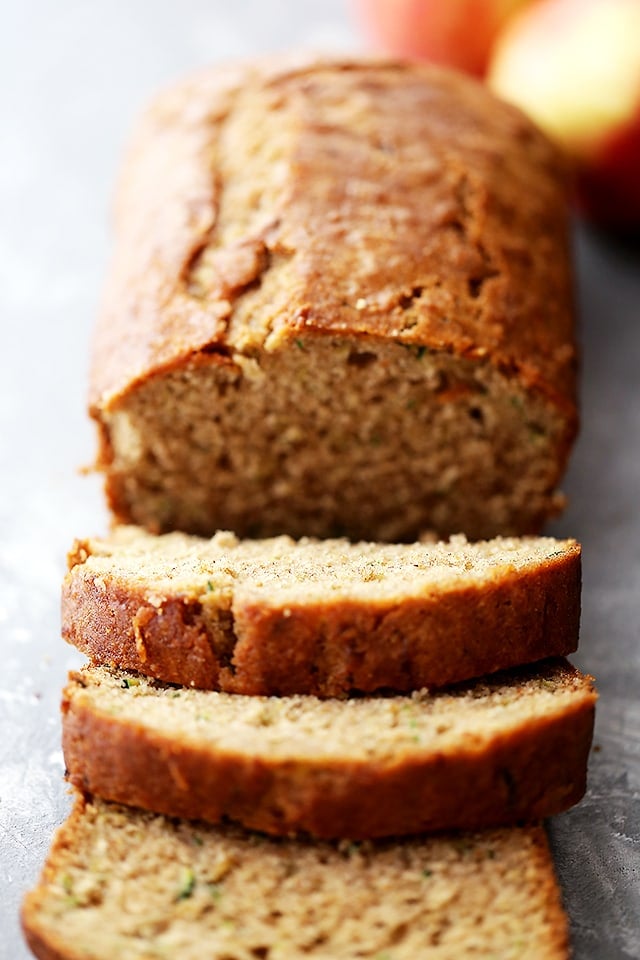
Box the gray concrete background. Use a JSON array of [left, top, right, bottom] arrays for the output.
[[1, 2, 638, 957]]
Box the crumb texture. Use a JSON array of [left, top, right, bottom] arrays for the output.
[[22, 798, 570, 960], [67, 527, 578, 598], [65, 660, 592, 762]]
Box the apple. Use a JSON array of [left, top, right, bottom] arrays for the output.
[[488, 0, 640, 229], [352, 0, 530, 76]]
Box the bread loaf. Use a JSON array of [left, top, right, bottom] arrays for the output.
[[22, 796, 570, 959], [61, 660, 595, 839], [91, 57, 577, 542], [62, 527, 581, 696], [22, 56, 587, 960]]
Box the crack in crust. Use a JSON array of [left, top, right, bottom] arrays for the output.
[[90, 58, 577, 412]]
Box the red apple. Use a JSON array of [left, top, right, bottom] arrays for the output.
[[488, 0, 640, 229], [352, 0, 530, 76]]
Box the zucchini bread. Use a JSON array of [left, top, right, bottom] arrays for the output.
[[61, 660, 596, 839], [91, 57, 577, 542], [62, 527, 581, 695], [22, 797, 571, 960]]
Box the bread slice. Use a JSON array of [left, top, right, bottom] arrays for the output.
[[62, 527, 581, 696], [62, 660, 595, 839], [22, 796, 570, 960], [92, 57, 577, 544]]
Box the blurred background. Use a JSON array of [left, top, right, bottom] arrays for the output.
[[1, 2, 638, 958]]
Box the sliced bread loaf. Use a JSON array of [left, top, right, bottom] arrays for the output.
[[92, 58, 577, 544], [62, 660, 595, 839], [22, 796, 570, 960], [62, 527, 581, 696]]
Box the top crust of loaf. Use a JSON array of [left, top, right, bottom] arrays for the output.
[[91, 56, 576, 420]]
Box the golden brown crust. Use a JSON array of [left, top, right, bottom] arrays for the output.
[[61, 537, 581, 695], [22, 922, 70, 960], [60, 665, 596, 839], [90, 57, 576, 418]]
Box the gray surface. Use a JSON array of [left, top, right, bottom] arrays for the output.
[[1, 2, 638, 957]]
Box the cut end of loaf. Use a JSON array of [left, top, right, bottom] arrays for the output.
[[91, 57, 577, 542], [96, 336, 574, 542], [22, 797, 570, 960]]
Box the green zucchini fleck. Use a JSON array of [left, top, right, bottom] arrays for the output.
[[176, 866, 196, 901]]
